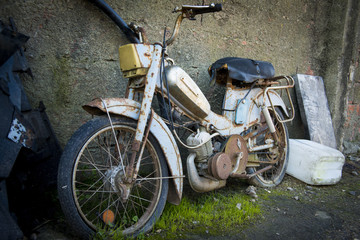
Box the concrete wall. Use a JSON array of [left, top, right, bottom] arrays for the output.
[[1, 0, 359, 151], [313, 0, 360, 151]]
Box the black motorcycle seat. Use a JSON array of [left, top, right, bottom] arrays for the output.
[[208, 57, 275, 85]]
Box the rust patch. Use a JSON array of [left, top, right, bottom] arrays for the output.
[[231, 165, 272, 179], [224, 135, 248, 174], [131, 140, 141, 152], [208, 152, 232, 180], [248, 118, 259, 126], [125, 140, 141, 182], [243, 123, 267, 140], [82, 98, 136, 115], [139, 27, 148, 43], [144, 51, 151, 63], [248, 165, 272, 178]]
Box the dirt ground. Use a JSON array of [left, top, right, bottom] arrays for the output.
[[34, 157, 360, 240], [242, 160, 360, 240], [180, 157, 360, 240]]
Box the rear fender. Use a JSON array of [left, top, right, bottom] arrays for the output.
[[248, 90, 289, 125], [83, 98, 183, 205], [263, 90, 289, 117]]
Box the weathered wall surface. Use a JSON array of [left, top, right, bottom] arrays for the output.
[[1, 0, 359, 150], [312, 0, 360, 151]]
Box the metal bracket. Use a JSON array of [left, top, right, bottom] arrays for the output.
[[263, 75, 295, 123]]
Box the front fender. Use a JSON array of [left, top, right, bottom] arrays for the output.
[[83, 98, 183, 205]]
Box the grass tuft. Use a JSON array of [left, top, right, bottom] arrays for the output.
[[151, 191, 261, 238], [95, 183, 261, 239]]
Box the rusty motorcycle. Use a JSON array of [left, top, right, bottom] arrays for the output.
[[58, 2, 295, 238]]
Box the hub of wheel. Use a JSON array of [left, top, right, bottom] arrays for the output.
[[104, 166, 131, 201], [265, 133, 280, 162]]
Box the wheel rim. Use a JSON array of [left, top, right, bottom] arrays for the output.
[[71, 124, 162, 234], [253, 109, 288, 184]]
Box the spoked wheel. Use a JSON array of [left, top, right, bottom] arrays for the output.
[[58, 116, 168, 238], [248, 107, 289, 187]]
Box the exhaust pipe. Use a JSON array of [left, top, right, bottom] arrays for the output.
[[187, 153, 226, 193]]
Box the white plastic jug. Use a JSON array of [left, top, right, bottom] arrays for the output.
[[286, 139, 345, 185]]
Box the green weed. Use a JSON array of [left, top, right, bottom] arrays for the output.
[[94, 183, 261, 239], [151, 192, 261, 238]]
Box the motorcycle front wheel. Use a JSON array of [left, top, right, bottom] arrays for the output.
[[248, 107, 289, 187], [58, 116, 168, 238]]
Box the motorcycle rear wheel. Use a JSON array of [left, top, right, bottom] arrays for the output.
[[248, 108, 289, 187], [58, 116, 168, 238]]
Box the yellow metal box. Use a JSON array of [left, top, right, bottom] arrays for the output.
[[118, 44, 152, 78]]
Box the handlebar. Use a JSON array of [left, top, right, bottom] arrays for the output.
[[174, 3, 222, 19], [88, 0, 221, 45], [166, 3, 222, 46]]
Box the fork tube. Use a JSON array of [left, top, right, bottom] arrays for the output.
[[126, 44, 162, 180], [131, 110, 154, 181], [262, 105, 280, 143], [135, 44, 162, 142]]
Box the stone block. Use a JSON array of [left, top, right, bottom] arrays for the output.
[[294, 74, 337, 149]]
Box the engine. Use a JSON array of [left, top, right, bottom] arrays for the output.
[[186, 128, 213, 162], [186, 128, 232, 180]]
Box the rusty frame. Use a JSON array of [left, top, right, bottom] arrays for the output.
[[84, 15, 295, 203], [230, 165, 273, 179], [130, 110, 154, 181], [166, 14, 185, 46]]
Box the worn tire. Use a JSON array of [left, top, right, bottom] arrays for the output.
[[58, 116, 168, 239], [248, 108, 289, 187]]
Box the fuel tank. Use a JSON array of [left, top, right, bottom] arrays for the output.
[[165, 66, 210, 118]]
